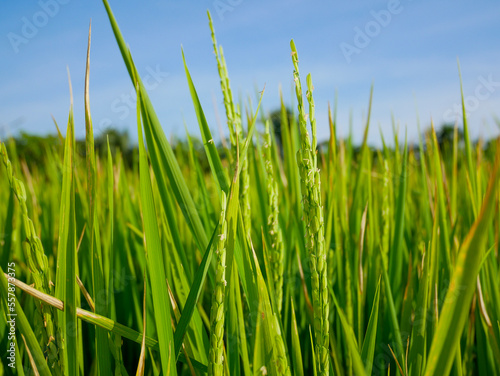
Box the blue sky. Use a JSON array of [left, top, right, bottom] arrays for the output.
[[1, 0, 499, 146]]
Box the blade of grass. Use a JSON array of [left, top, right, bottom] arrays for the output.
[[361, 277, 381, 375], [290, 299, 304, 376], [182, 49, 229, 195], [136, 84, 176, 376], [136, 274, 147, 376], [330, 288, 367, 376], [102, 0, 209, 254], [173, 219, 219, 359], [424, 141, 500, 376], [54, 79, 78, 375], [388, 137, 408, 296], [408, 245, 431, 376], [84, 21, 111, 376]]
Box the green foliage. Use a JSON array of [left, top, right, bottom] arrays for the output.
[[0, 3, 499, 375]]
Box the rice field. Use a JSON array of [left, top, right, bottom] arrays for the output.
[[1, 1, 500, 375]]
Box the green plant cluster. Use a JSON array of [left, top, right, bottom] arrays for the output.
[[1, 2, 500, 375]]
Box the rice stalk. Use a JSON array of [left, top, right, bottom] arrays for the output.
[[290, 39, 329, 376], [0, 142, 61, 373], [208, 12, 251, 240], [208, 191, 228, 376], [262, 119, 284, 314]]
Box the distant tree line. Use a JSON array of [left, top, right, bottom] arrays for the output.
[[5, 128, 136, 169], [4, 114, 497, 173]]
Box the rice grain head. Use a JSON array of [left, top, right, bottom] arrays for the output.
[[208, 191, 228, 376], [290, 40, 329, 376], [263, 120, 284, 314]]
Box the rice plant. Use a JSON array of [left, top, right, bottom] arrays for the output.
[[1, 1, 500, 375]]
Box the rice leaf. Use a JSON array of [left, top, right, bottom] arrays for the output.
[[84, 21, 111, 376], [103, 0, 209, 253], [361, 277, 381, 375], [182, 49, 229, 196], [54, 82, 78, 375], [424, 142, 500, 375], [136, 85, 176, 376], [330, 289, 367, 376]]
